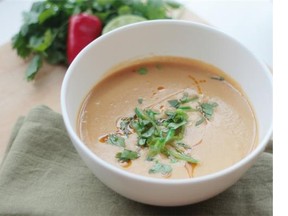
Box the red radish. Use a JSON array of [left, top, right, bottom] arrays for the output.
[[67, 13, 102, 64]]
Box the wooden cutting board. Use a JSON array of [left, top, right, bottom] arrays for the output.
[[0, 9, 208, 160]]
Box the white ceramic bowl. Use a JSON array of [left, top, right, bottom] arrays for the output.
[[61, 20, 272, 206]]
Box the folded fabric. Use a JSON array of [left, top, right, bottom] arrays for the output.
[[0, 105, 272, 215]]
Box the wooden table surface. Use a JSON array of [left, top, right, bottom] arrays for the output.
[[0, 44, 65, 160], [0, 9, 207, 161]]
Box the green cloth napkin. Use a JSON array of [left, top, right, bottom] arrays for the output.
[[0, 105, 272, 216]]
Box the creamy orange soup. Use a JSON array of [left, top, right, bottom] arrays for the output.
[[78, 56, 257, 179]]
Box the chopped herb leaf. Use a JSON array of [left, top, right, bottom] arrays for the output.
[[195, 117, 206, 126], [137, 97, 143, 104], [130, 106, 191, 163], [137, 67, 148, 75], [169, 156, 178, 163], [176, 142, 191, 149], [167, 149, 198, 164], [168, 93, 199, 108], [165, 111, 176, 118], [178, 106, 195, 111], [199, 102, 218, 120], [133, 107, 160, 134], [141, 126, 155, 138], [179, 93, 198, 104], [165, 0, 182, 8], [116, 149, 139, 162], [107, 134, 125, 147], [155, 64, 162, 69], [167, 121, 187, 130], [138, 138, 146, 146], [119, 118, 132, 136], [26, 54, 43, 81], [211, 76, 225, 81], [149, 161, 172, 175], [168, 99, 179, 108]]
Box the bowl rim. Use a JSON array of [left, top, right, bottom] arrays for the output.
[[61, 19, 273, 185]]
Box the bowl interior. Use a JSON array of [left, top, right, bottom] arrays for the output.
[[62, 20, 272, 164]]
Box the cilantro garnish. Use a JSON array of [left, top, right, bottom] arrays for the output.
[[195, 117, 206, 126], [196, 102, 218, 126], [199, 102, 218, 120], [168, 100, 179, 108], [137, 67, 148, 75], [175, 142, 191, 150], [166, 149, 198, 164], [137, 97, 143, 104], [168, 93, 198, 108], [211, 76, 225, 81], [107, 134, 125, 147], [149, 161, 172, 175], [102, 92, 220, 176], [116, 149, 139, 162], [119, 117, 133, 136], [131, 107, 197, 164]]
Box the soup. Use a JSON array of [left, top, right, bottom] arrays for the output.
[[78, 56, 258, 179]]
